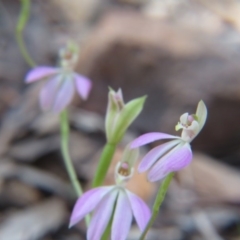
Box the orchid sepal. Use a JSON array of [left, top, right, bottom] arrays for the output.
[[196, 100, 207, 133]]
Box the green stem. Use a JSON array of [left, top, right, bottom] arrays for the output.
[[16, 0, 36, 67], [92, 143, 116, 188], [60, 110, 90, 226], [101, 214, 112, 240], [139, 173, 174, 240], [101, 194, 117, 240]]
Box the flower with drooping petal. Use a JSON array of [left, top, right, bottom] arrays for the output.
[[130, 100, 207, 182], [70, 148, 150, 240], [25, 42, 92, 113]]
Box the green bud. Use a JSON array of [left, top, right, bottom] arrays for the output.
[[105, 88, 146, 144]]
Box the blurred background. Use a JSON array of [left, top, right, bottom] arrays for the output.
[[0, 0, 240, 239]]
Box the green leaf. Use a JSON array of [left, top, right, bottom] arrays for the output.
[[112, 95, 147, 143]]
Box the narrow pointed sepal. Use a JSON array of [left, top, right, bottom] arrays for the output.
[[126, 190, 151, 231], [53, 77, 75, 113], [196, 100, 207, 133], [74, 74, 92, 100], [131, 132, 180, 149], [39, 75, 62, 111], [69, 186, 113, 228], [25, 66, 59, 83], [87, 188, 118, 240], [111, 190, 133, 240]]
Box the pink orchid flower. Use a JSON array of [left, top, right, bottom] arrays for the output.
[[70, 146, 150, 240], [25, 66, 92, 113], [130, 101, 207, 182], [69, 185, 150, 240], [25, 43, 92, 113]]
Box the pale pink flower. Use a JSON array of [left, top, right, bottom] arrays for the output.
[[69, 185, 151, 240], [70, 146, 150, 240], [131, 101, 207, 182], [25, 66, 92, 113]]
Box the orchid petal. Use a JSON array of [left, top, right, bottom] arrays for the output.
[[87, 188, 118, 240], [180, 112, 188, 125], [126, 190, 151, 231], [69, 186, 113, 228], [25, 66, 59, 83], [148, 143, 192, 182], [39, 76, 62, 111], [138, 139, 181, 172], [196, 100, 207, 133], [53, 77, 75, 112], [74, 74, 92, 100], [131, 132, 179, 148], [112, 190, 132, 240]]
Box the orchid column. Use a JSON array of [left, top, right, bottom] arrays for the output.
[[25, 42, 92, 225]]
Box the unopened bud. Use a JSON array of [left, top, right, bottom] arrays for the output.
[[105, 88, 146, 144]]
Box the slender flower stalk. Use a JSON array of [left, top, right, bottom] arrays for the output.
[[16, 0, 36, 67], [92, 89, 146, 187], [92, 143, 116, 187], [60, 110, 82, 196], [139, 172, 174, 240], [60, 110, 90, 226]]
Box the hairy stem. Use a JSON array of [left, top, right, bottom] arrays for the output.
[[92, 143, 116, 188], [60, 110, 90, 226], [16, 0, 35, 67], [139, 173, 174, 240]]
